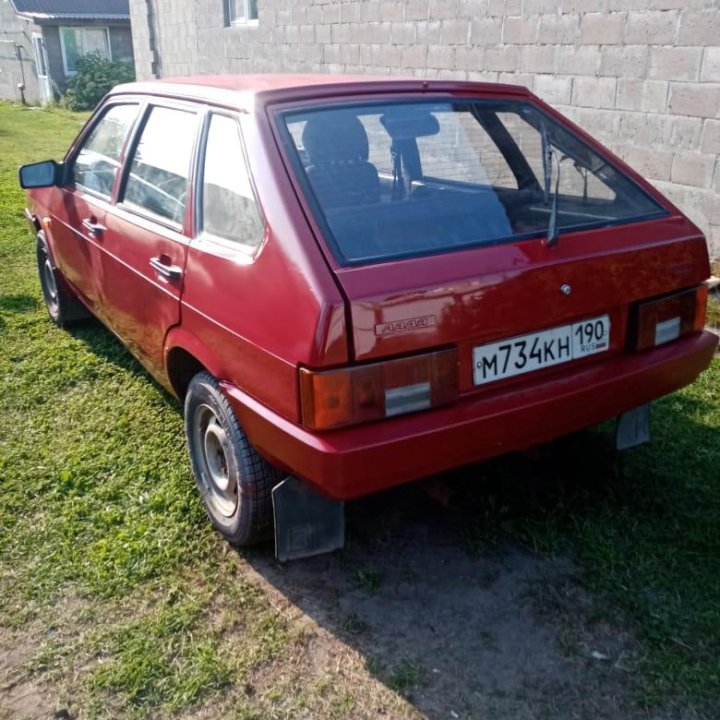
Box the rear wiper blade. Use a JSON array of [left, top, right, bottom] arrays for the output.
[[540, 123, 561, 248], [547, 160, 560, 248], [540, 123, 552, 205]]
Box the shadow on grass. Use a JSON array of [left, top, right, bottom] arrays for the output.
[[0, 294, 42, 330], [237, 430, 647, 718], [242, 393, 719, 719], [0, 293, 39, 313], [68, 319, 178, 407]]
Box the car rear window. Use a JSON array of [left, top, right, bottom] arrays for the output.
[[278, 99, 666, 266]]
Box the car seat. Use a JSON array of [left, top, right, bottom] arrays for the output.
[[302, 114, 382, 210]]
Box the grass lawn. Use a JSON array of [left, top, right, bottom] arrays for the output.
[[707, 290, 720, 330], [1, 102, 719, 718]]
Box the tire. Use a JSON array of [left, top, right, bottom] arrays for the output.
[[184, 371, 281, 546], [36, 235, 90, 327]]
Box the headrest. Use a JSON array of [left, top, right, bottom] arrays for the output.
[[302, 113, 369, 166], [380, 110, 440, 140]]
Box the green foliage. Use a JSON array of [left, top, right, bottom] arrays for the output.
[[61, 53, 135, 111]]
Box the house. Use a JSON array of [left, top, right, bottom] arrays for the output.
[[126, 0, 720, 260], [0, 0, 134, 104]]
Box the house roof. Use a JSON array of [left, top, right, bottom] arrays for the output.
[[11, 0, 129, 21]]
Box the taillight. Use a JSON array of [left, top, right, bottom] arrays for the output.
[[630, 286, 707, 351], [299, 348, 458, 430]]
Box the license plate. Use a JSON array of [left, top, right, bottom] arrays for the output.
[[473, 315, 611, 386]]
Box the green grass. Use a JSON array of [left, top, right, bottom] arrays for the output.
[[0, 103, 294, 717], [1, 102, 720, 717], [707, 290, 720, 329], [386, 659, 424, 696], [458, 378, 720, 708]]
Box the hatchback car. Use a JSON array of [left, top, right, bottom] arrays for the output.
[[20, 75, 717, 558]]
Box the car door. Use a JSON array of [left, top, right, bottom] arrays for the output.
[[179, 111, 271, 390], [50, 103, 140, 310], [98, 102, 201, 378]]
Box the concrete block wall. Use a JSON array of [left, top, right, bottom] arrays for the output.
[[129, 0, 720, 257], [0, 1, 40, 104]]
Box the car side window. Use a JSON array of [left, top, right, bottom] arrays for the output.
[[72, 103, 138, 198], [123, 106, 198, 226], [200, 114, 264, 247]]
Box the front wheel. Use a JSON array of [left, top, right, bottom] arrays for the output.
[[36, 236, 89, 327], [184, 371, 281, 546]]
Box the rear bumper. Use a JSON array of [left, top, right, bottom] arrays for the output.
[[223, 331, 718, 500]]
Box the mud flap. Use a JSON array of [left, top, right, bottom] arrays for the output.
[[615, 403, 651, 451], [272, 476, 345, 562]]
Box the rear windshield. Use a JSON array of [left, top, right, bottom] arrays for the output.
[[278, 99, 666, 266]]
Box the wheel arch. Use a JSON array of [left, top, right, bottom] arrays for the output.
[[164, 327, 227, 401], [33, 222, 60, 272], [25, 208, 42, 233]]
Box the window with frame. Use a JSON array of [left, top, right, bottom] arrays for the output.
[[59, 26, 111, 75], [226, 0, 258, 25], [200, 114, 264, 248], [32, 35, 47, 77], [123, 106, 198, 225], [72, 103, 138, 198]]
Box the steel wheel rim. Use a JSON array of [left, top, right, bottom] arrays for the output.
[[193, 403, 237, 518], [42, 255, 58, 311]]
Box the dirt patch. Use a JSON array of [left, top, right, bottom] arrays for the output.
[[242, 483, 649, 720], [0, 595, 88, 720], [0, 631, 48, 720]]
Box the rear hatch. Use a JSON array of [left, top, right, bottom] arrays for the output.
[[335, 217, 710, 395]]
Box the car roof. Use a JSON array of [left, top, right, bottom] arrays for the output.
[[109, 74, 532, 111]]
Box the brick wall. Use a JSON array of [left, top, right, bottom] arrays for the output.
[[129, 0, 720, 258]]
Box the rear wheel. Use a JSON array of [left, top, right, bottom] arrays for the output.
[[36, 236, 89, 327], [184, 371, 281, 546]]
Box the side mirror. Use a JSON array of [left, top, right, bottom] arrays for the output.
[[19, 160, 62, 189]]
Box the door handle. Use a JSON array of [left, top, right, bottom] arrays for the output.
[[149, 256, 183, 280], [82, 218, 106, 237]]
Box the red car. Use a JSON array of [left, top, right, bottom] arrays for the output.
[[20, 75, 717, 559]]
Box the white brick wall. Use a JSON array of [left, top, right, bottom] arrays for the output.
[[129, 0, 720, 258]]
